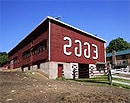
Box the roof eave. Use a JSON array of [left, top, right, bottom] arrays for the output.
[[47, 16, 106, 43]]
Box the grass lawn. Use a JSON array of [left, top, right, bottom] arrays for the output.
[[25, 71, 130, 89], [66, 75, 130, 89], [112, 77, 130, 83], [112, 83, 130, 89], [75, 75, 109, 84]]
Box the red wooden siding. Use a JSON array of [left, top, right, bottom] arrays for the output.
[[8, 17, 105, 70], [50, 22, 105, 64], [8, 26, 49, 69]]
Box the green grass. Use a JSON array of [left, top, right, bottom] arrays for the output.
[[113, 77, 130, 83], [25, 72, 130, 89], [112, 83, 130, 89], [66, 75, 109, 85], [66, 75, 130, 89], [56, 76, 66, 80], [112, 77, 130, 89]]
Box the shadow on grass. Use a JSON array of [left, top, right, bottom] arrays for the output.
[[75, 79, 109, 85], [65, 75, 110, 85]]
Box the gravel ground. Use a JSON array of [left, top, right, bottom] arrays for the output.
[[0, 70, 130, 103]]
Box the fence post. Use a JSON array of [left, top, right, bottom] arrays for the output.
[[107, 62, 112, 85], [108, 69, 112, 85]]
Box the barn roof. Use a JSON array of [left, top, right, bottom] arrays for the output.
[[8, 16, 106, 55], [47, 16, 106, 42]]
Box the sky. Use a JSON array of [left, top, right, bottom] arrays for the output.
[[0, 0, 130, 52]]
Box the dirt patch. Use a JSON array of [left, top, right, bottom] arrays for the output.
[[0, 71, 130, 103]]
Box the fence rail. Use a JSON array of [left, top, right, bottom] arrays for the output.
[[112, 69, 130, 86]]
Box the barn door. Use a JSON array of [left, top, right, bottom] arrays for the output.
[[79, 64, 89, 78], [58, 64, 63, 78]]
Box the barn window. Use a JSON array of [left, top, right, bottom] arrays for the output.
[[13, 56, 18, 63], [32, 39, 47, 55], [22, 50, 31, 59]]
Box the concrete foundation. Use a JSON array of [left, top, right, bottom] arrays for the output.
[[39, 61, 72, 79], [31, 65, 38, 71], [15, 67, 22, 71], [15, 62, 105, 79], [24, 67, 29, 71]]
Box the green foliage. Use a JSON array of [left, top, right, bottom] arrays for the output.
[[106, 37, 130, 53], [0, 52, 8, 66]]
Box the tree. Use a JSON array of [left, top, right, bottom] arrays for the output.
[[106, 37, 130, 53], [0, 52, 8, 66]]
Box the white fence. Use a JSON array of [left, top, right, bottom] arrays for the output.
[[112, 69, 130, 86]]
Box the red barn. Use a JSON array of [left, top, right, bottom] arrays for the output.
[[8, 16, 106, 79]]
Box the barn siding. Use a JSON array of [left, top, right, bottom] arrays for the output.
[[8, 27, 49, 69], [50, 22, 105, 64]]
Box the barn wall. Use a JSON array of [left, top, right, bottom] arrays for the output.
[[8, 27, 49, 69], [50, 22, 105, 64]]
